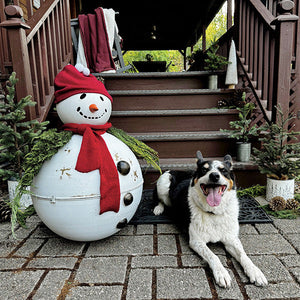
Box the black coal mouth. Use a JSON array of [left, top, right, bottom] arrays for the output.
[[200, 184, 227, 196], [76, 106, 107, 120]]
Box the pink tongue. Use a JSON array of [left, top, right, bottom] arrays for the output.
[[206, 187, 222, 207]]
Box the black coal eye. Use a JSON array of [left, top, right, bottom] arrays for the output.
[[80, 93, 86, 99], [100, 96, 104, 101]]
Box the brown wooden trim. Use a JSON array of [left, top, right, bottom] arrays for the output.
[[34, 29, 46, 106], [28, 39, 41, 116], [50, 11, 59, 75], [44, 18, 54, 86], [54, 4, 63, 69], [40, 22, 50, 96]]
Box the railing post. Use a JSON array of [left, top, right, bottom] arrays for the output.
[[0, 5, 36, 120], [227, 0, 233, 30], [271, 1, 298, 124]]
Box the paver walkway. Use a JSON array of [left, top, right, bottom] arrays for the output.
[[0, 205, 300, 299]]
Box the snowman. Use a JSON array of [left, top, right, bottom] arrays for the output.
[[31, 64, 143, 241]]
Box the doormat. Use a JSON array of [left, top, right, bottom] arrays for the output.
[[130, 190, 273, 225]]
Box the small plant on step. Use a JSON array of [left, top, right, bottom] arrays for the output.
[[252, 106, 300, 180], [220, 92, 259, 143], [204, 42, 230, 71]]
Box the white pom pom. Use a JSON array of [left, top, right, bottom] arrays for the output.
[[82, 67, 90, 76], [75, 63, 84, 73]]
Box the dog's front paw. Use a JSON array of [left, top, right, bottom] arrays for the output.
[[153, 203, 164, 215], [213, 266, 232, 288], [246, 265, 268, 286]]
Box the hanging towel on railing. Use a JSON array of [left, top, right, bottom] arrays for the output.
[[77, 7, 116, 73]]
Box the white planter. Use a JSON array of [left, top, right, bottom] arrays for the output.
[[208, 74, 218, 89], [266, 177, 295, 202], [236, 142, 251, 162], [8, 180, 32, 209]]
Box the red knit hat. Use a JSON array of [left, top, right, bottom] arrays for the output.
[[54, 64, 113, 104]]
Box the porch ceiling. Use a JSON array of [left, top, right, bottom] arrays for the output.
[[82, 1, 226, 51]]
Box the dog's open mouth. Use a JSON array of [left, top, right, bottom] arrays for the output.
[[200, 184, 227, 207]]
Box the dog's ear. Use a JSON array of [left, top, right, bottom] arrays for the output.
[[224, 154, 233, 170], [196, 151, 204, 163]]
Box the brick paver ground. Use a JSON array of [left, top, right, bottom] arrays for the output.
[[1, 212, 300, 299]]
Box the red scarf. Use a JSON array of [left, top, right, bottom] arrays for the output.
[[62, 123, 120, 214]]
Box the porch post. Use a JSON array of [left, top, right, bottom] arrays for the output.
[[0, 5, 36, 120], [227, 0, 233, 30], [271, 1, 298, 124], [202, 25, 206, 51]]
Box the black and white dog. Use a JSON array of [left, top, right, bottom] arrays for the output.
[[153, 151, 268, 288]]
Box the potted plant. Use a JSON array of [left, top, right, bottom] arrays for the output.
[[221, 92, 259, 162], [252, 106, 300, 201], [204, 42, 230, 89], [133, 53, 167, 72], [0, 72, 48, 209]]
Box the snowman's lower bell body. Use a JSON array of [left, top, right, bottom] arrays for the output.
[[31, 133, 143, 241]]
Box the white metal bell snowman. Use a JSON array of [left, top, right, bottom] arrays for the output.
[[31, 64, 143, 241]]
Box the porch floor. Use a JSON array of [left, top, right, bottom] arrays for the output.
[[0, 197, 300, 299]]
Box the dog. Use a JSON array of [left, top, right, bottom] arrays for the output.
[[153, 151, 268, 288]]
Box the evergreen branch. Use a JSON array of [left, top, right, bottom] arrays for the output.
[[108, 127, 161, 173]]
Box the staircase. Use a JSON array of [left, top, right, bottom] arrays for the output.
[[101, 71, 265, 189]]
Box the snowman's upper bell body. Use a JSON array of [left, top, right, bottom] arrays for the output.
[[31, 64, 144, 241]]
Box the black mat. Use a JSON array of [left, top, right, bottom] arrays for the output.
[[130, 190, 273, 225]]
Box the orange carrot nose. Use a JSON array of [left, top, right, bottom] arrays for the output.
[[89, 104, 98, 113]]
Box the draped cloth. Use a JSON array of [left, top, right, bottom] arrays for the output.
[[63, 123, 120, 214], [78, 7, 116, 73]]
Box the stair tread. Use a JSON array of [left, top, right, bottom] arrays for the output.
[[111, 108, 238, 116], [140, 157, 258, 171], [100, 70, 226, 79], [131, 131, 231, 141], [109, 88, 233, 96]]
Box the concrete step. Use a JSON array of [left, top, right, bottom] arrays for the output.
[[111, 89, 235, 110], [131, 131, 235, 158], [110, 108, 239, 133], [140, 157, 266, 189]]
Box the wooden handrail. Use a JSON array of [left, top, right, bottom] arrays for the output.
[[26, 0, 59, 43], [248, 0, 276, 28], [0, 1, 72, 122], [236, 0, 299, 131]]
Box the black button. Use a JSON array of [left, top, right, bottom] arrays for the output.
[[117, 218, 128, 229], [124, 193, 133, 205], [117, 161, 130, 175]]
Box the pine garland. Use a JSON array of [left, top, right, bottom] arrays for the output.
[[261, 205, 300, 219], [108, 127, 161, 173], [237, 184, 266, 198]]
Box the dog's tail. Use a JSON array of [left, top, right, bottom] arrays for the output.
[[153, 171, 172, 215], [153, 170, 193, 215]]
